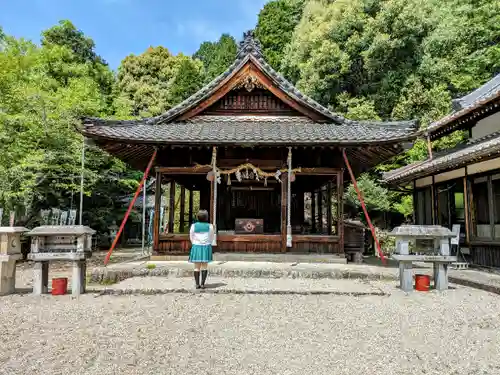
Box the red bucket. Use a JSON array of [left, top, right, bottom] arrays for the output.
[[51, 278, 68, 296], [415, 274, 430, 292]]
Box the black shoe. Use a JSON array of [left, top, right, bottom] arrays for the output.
[[194, 271, 200, 289], [201, 270, 208, 288]]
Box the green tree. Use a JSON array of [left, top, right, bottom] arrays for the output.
[[345, 174, 392, 212], [335, 93, 393, 214], [335, 93, 381, 121], [282, 0, 500, 219], [0, 26, 138, 233], [116, 47, 204, 117], [283, 0, 500, 119], [255, 0, 305, 72], [41, 20, 114, 105], [193, 34, 237, 81], [42, 20, 103, 64]]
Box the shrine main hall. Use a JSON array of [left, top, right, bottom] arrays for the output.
[[80, 32, 418, 259]]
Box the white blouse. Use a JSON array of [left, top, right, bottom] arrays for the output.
[[189, 223, 215, 246]]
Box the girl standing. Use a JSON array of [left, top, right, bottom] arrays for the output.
[[189, 210, 214, 289]]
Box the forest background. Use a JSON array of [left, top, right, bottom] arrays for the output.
[[0, 0, 499, 239]]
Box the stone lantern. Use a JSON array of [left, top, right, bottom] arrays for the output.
[[0, 227, 29, 295], [391, 225, 456, 292], [27, 225, 95, 295]]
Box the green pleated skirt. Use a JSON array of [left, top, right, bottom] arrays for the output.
[[189, 244, 213, 263]]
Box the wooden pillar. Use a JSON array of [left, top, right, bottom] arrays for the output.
[[210, 147, 218, 245], [224, 188, 231, 230], [200, 185, 209, 212], [188, 189, 194, 226], [318, 187, 323, 234], [327, 182, 332, 235], [281, 173, 287, 252], [179, 185, 186, 233], [311, 191, 316, 233], [467, 168, 476, 239], [463, 175, 470, 245], [153, 171, 162, 252], [426, 135, 433, 159], [168, 180, 175, 233], [488, 175, 495, 239], [338, 170, 344, 253], [298, 190, 305, 227], [448, 182, 453, 229], [412, 180, 417, 224], [431, 175, 436, 225], [209, 179, 215, 223]]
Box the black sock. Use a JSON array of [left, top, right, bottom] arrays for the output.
[[194, 271, 200, 287], [201, 270, 208, 285]]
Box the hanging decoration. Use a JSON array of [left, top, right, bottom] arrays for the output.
[[197, 162, 301, 185], [206, 171, 214, 182], [253, 168, 259, 181], [275, 170, 282, 181], [235, 170, 242, 182]]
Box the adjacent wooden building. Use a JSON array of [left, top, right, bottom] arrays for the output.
[[384, 73, 500, 267], [80, 32, 418, 258]]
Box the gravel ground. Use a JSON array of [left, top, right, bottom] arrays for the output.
[[1, 283, 500, 375]]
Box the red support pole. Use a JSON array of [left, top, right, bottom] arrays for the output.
[[104, 150, 157, 265], [342, 149, 387, 265]]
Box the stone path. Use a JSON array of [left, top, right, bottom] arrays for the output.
[[152, 252, 348, 263], [448, 268, 500, 293], [97, 260, 402, 281], [101, 276, 386, 296]]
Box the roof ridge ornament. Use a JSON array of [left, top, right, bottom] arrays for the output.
[[233, 74, 265, 92], [237, 30, 263, 58]]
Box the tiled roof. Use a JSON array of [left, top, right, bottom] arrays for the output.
[[80, 31, 419, 145], [381, 160, 429, 181], [383, 131, 500, 184], [144, 31, 348, 125], [82, 115, 417, 145], [427, 73, 500, 135], [452, 73, 500, 111]]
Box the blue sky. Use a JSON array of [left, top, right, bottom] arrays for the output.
[[0, 0, 269, 69]]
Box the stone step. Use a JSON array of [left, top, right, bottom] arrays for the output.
[[98, 277, 388, 296], [91, 260, 398, 285], [151, 252, 348, 264]]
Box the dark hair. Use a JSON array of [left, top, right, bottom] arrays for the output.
[[197, 210, 209, 223]]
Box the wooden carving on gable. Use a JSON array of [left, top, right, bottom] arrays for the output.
[[203, 88, 300, 115], [203, 72, 300, 115], [176, 31, 332, 122], [234, 74, 264, 92]]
